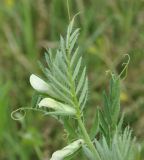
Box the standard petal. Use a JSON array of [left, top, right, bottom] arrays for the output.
[[30, 74, 50, 93], [30, 74, 57, 98]]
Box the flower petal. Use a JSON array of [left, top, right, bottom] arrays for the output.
[[30, 74, 49, 92], [30, 74, 56, 98], [38, 98, 76, 115], [50, 139, 84, 160]]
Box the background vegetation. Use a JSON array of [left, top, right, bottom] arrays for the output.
[[0, 0, 144, 159]]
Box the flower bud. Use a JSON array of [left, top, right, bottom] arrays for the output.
[[38, 98, 76, 115], [50, 139, 84, 160], [30, 74, 56, 97]]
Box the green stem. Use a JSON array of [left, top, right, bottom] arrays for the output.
[[66, 0, 71, 21], [77, 116, 100, 160], [66, 37, 100, 159], [67, 67, 100, 158]]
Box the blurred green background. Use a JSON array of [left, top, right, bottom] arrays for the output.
[[0, 0, 144, 159]]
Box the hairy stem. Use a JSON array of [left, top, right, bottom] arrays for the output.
[[66, 48, 100, 159], [77, 115, 100, 159], [67, 63, 100, 160]]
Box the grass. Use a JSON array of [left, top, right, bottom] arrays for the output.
[[0, 0, 144, 159]]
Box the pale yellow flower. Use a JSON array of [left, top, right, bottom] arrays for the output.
[[30, 74, 57, 98], [39, 98, 76, 116], [50, 139, 84, 160]]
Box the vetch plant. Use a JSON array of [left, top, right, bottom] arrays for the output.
[[12, 18, 141, 160]]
